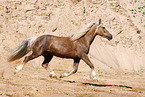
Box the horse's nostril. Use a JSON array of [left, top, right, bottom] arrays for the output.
[[107, 34, 113, 40]]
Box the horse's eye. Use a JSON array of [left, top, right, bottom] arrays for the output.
[[102, 27, 105, 29]]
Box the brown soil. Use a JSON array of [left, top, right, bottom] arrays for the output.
[[0, 0, 145, 96]]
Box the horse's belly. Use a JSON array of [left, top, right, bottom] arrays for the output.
[[48, 48, 77, 58], [50, 51, 77, 58]]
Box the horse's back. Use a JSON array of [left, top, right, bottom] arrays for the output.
[[32, 35, 76, 58], [47, 36, 76, 57]]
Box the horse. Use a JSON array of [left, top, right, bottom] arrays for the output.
[[7, 19, 112, 80]]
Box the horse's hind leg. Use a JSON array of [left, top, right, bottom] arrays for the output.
[[15, 53, 40, 74], [42, 52, 57, 78], [60, 59, 80, 78]]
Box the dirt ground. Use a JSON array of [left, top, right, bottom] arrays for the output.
[[0, 63, 145, 97], [0, 0, 145, 97]]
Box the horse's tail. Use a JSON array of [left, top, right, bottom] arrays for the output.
[[7, 37, 37, 62]]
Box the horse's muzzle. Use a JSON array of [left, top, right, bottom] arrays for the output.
[[107, 34, 113, 40]]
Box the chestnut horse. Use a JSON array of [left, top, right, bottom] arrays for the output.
[[8, 19, 112, 80]]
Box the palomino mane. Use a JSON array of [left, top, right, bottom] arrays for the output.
[[70, 22, 97, 41]]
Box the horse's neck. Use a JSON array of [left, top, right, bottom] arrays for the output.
[[82, 25, 97, 46]]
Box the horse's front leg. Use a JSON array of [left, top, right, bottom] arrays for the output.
[[82, 54, 97, 80], [60, 59, 80, 78]]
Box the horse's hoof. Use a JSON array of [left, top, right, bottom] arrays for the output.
[[49, 74, 57, 79], [59, 74, 65, 78], [59, 74, 63, 78], [49, 71, 57, 79], [90, 76, 98, 81], [59, 72, 70, 78], [92, 77, 98, 81], [59, 73, 68, 78], [14, 70, 19, 74], [14, 72, 17, 74]]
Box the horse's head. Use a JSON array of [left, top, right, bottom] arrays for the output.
[[95, 19, 113, 40]]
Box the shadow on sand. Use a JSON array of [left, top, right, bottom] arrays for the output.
[[63, 80, 133, 89], [82, 82, 133, 89]]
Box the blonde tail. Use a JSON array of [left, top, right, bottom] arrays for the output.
[[7, 37, 37, 62]]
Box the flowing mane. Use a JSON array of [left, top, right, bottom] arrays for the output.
[[70, 22, 97, 41]]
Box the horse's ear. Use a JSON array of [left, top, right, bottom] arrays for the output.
[[99, 19, 101, 24]]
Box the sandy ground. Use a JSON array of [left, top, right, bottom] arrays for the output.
[[0, 0, 145, 96], [0, 63, 145, 97]]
